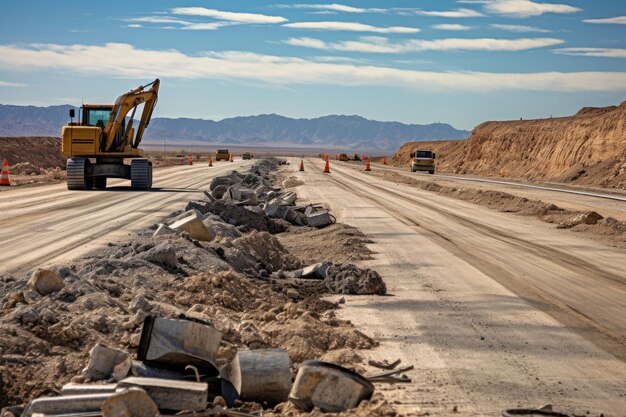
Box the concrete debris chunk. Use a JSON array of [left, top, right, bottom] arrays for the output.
[[221, 349, 292, 406], [301, 262, 330, 280], [131, 360, 189, 380], [139, 244, 177, 268], [137, 316, 222, 371], [28, 268, 64, 295], [61, 383, 118, 396], [83, 344, 131, 381], [307, 211, 333, 228], [102, 387, 160, 417], [289, 360, 374, 413], [152, 223, 177, 237], [22, 393, 113, 417], [571, 211, 603, 225], [168, 209, 214, 242], [117, 377, 208, 411]]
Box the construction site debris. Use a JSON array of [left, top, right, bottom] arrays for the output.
[[137, 316, 221, 372], [306, 210, 334, 228], [289, 360, 374, 412], [168, 209, 215, 242], [117, 377, 208, 411], [83, 343, 131, 381], [61, 383, 118, 395], [101, 387, 160, 417], [28, 268, 64, 295], [301, 262, 330, 279], [325, 264, 387, 295], [220, 348, 292, 405], [22, 393, 113, 417]]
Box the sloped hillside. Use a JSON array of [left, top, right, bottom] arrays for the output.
[[393, 101, 626, 189], [0, 137, 64, 168]]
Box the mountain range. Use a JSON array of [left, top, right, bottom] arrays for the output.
[[0, 104, 469, 151]]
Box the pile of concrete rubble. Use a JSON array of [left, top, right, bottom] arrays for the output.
[[4, 315, 378, 417]]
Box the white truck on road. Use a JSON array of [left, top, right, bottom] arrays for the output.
[[410, 149, 436, 174]]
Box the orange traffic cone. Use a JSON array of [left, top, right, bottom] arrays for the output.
[[208, 157, 213, 167], [299, 160, 305, 172], [383, 156, 388, 165], [323, 158, 330, 173], [365, 159, 371, 172], [0, 160, 10, 186], [188, 155, 193, 165], [361, 154, 365, 161], [230, 154, 234, 162]]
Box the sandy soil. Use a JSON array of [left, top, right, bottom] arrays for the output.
[[293, 157, 626, 416]]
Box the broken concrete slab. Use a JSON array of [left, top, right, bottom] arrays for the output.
[[60, 383, 118, 396], [28, 268, 64, 295], [139, 244, 177, 268], [572, 211, 604, 225], [153, 223, 177, 237], [137, 316, 222, 372], [102, 387, 160, 417], [168, 209, 214, 242], [221, 349, 292, 405], [22, 393, 113, 417], [117, 377, 208, 411], [83, 344, 131, 382], [307, 211, 333, 228], [301, 262, 330, 280]]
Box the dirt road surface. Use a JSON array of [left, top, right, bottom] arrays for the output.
[[0, 161, 252, 276], [294, 157, 626, 416]]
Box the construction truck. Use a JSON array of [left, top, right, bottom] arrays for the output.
[[335, 153, 350, 161], [215, 149, 230, 161], [61, 79, 160, 190], [242, 152, 253, 160], [410, 149, 436, 174]]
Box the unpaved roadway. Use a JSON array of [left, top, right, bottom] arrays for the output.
[[0, 161, 252, 276], [295, 158, 626, 416]]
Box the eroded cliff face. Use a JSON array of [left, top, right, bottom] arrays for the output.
[[392, 102, 626, 189]]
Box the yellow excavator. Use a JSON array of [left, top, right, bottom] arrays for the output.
[[61, 79, 160, 190]]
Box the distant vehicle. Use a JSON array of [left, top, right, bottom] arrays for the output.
[[242, 152, 253, 160], [353, 154, 360, 161], [215, 149, 230, 161], [410, 150, 436, 174], [336, 153, 350, 161]]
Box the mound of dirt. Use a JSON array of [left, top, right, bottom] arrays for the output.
[[0, 137, 64, 168], [392, 101, 626, 189]]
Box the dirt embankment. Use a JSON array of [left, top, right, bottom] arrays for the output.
[[392, 101, 626, 189], [0, 137, 64, 168]]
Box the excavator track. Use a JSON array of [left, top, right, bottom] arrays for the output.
[[66, 158, 92, 190], [130, 159, 152, 189]]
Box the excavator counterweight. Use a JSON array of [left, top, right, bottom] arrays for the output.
[[61, 79, 160, 190]]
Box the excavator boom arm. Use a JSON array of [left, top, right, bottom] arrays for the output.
[[102, 79, 160, 152]]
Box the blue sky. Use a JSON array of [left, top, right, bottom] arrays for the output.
[[0, 0, 625, 130]]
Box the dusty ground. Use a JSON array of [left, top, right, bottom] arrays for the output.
[[294, 157, 626, 417], [392, 101, 626, 190]]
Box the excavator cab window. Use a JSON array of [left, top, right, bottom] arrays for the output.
[[82, 108, 112, 127]]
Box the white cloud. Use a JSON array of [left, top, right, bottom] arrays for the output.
[[285, 36, 564, 53], [182, 22, 238, 31], [583, 16, 626, 25], [126, 16, 191, 25], [0, 80, 27, 87], [415, 8, 484, 18], [0, 42, 624, 93], [171, 7, 287, 24], [482, 1, 580, 17], [554, 48, 626, 58], [432, 24, 473, 31], [277, 4, 380, 13], [491, 23, 551, 32], [283, 21, 420, 33], [126, 24, 143, 29]]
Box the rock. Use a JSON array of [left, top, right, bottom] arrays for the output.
[[571, 211, 603, 225], [168, 209, 215, 242], [307, 211, 333, 228], [102, 387, 160, 417], [83, 344, 132, 381], [140, 244, 177, 268], [325, 264, 387, 295], [338, 297, 346, 304], [301, 262, 330, 279], [28, 268, 65, 295], [212, 184, 229, 199], [15, 305, 39, 324]]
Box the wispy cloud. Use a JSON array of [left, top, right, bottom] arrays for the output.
[[285, 36, 564, 53], [0, 80, 27, 87], [554, 48, 626, 58], [275, 4, 384, 13], [126, 16, 192, 25], [432, 24, 473, 31], [283, 21, 420, 34], [491, 23, 551, 33], [416, 8, 484, 18], [171, 7, 287, 24], [0, 43, 624, 92], [477, 1, 581, 18], [583, 16, 626, 25]]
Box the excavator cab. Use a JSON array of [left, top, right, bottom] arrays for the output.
[[61, 79, 159, 190]]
